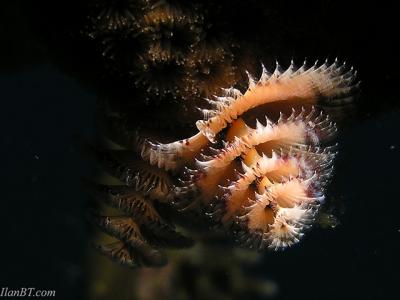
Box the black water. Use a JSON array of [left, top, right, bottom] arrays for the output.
[[1, 1, 398, 299]]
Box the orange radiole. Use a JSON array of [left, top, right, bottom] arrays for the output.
[[141, 59, 358, 250]]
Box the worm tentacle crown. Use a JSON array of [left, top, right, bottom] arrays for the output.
[[140, 59, 358, 250]]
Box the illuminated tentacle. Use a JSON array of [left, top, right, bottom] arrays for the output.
[[266, 215, 304, 250], [265, 176, 324, 208], [196, 112, 333, 178], [219, 150, 317, 224], [178, 110, 334, 211], [234, 182, 320, 250], [209, 145, 328, 249], [142, 132, 209, 171], [84, 146, 174, 200], [141, 59, 351, 170], [196, 59, 358, 141]]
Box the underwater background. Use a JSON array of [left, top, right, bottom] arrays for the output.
[[1, 1, 398, 299]]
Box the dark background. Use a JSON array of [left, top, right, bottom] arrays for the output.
[[0, 1, 398, 299]]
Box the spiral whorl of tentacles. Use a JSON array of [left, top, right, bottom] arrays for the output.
[[83, 0, 239, 103], [140, 59, 359, 250], [84, 142, 195, 267]]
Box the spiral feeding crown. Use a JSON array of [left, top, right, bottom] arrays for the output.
[[141, 59, 359, 250]]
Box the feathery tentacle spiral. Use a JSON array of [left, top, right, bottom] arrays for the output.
[[140, 59, 358, 250]]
